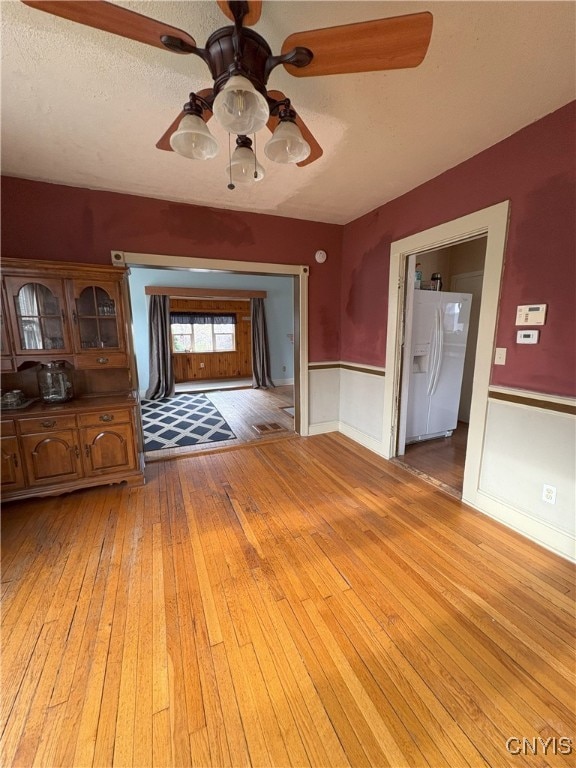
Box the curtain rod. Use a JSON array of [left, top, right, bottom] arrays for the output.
[[145, 286, 267, 299]]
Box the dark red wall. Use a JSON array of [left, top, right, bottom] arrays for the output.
[[2, 102, 574, 393], [0, 179, 343, 362], [341, 101, 576, 397]]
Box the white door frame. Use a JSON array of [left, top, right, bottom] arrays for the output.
[[110, 250, 309, 436], [382, 201, 510, 504]]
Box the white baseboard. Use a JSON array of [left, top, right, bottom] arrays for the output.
[[468, 490, 576, 563], [273, 377, 294, 386], [337, 422, 387, 457], [308, 420, 340, 435]]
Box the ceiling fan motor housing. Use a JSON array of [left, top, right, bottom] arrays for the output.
[[205, 26, 272, 97]]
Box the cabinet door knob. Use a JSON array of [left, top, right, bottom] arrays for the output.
[[100, 414, 114, 422], [97, 357, 109, 364], [74, 446, 80, 458], [41, 420, 57, 428], [85, 445, 90, 457], [12, 453, 19, 468]]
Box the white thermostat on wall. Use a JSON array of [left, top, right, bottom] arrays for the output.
[[517, 329, 539, 344], [516, 303, 547, 326]]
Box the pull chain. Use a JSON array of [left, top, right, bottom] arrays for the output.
[[227, 133, 235, 190], [253, 133, 258, 178]]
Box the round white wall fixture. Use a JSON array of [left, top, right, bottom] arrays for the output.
[[315, 249, 327, 263]]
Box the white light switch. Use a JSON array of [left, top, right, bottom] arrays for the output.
[[494, 348, 507, 365]]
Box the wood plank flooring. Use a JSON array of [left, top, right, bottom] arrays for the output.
[[1, 433, 575, 767], [144, 385, 295, 461], [393, 422, 469, 497]]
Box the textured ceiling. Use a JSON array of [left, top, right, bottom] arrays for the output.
[[1, 1, 575, 224]]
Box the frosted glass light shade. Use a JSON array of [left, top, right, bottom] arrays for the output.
[[169, 114, 218, 160], [213, 75, 269, 135], [264, 120, 310, 164], [226, 146, 265, 184]]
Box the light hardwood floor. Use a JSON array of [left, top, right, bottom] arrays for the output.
[[1, 433, 574, 767], [393, 422, 469, 497]]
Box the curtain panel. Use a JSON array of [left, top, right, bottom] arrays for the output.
[[145, 294, 175, 400], [251, 298, 274, 389]]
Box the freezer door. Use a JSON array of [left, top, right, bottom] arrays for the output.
[[405, 358, 431, 439], [405, 293, 438, 440]]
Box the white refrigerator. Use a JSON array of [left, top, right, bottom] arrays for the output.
[[405, 290, 472, 444]]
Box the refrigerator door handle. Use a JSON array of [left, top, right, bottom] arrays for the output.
[[427, 308, 440, 396], [430, 307, 444, 396], [427, 307, 443, 396]]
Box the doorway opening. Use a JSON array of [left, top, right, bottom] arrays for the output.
[[381, 201, 510, 507], [146, 289, 295, 459], [112, 250, 308, 460], [393, 237, 487, 497]]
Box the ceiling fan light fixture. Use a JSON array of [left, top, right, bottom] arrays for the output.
[[264, 119, 311, 164], [226, 144, 265, 184], [212, 75, 270, 135], [169, 114, 219, 160]]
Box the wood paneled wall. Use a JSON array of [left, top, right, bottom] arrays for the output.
[[170, 299, 252, 382]]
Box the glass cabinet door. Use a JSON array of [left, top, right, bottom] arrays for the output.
[[5, 278, 70, 355], [1, 290, 15, 371], [72, 283, 123, 351]]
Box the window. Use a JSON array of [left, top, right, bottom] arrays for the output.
[[170, 312, 236, 353]]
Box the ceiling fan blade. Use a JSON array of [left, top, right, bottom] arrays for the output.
[[266, 90, 323, 168], [281, 11, 433, 77], [156, 90, 214, 152], [216, 1, 262, 27], [21, 1, 197, 52], [292, 114, 323, 167], [156, 111, 186, 152]]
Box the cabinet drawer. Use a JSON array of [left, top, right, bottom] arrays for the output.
[[74, 352, 128, 370], [19, 414, 78, 434], [1, 420, 16, 437], [77, 409, 132, 428]]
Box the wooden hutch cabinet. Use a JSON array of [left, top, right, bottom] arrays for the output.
[[1, 259, 144, 501]]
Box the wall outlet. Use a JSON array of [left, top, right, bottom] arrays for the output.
[[282, 365, 286, 372], [200, 362, 205, 369], [542, 484, 557, 504]]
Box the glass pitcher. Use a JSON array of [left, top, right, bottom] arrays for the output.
[[37, 361, 74, 403]]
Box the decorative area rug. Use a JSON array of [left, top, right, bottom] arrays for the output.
[[141, 393, 236, 451]]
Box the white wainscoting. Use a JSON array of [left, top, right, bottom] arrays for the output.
[[471, 395, 576, 560], [308, 365, 341, 434], [338, 366, 386, 452], [307, 364, 576, 561], [308, 363, 387, 454]]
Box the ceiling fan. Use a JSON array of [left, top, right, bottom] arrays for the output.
[[21, 0, 433, 187]]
